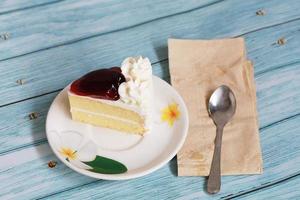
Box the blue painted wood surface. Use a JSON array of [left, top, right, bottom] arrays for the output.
[[0, 0, 300, 199]]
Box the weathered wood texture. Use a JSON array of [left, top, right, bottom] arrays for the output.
[[0, 0, 62, 14], [1, 0, 300, 106], [0, 0, 299, 199], [238, 175, 300, 200]]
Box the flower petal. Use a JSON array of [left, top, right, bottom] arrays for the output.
[[48, 130, 63, 152], [59, 130, 83, 150], [77, 141, 98, 162], [161, 103, 180, 126], [69, 159, 92, 170]]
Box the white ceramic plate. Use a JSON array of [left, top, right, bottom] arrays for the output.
[[46, 76, 188, 180]]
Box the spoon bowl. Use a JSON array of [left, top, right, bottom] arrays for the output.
[[208, 85, 236, 126]]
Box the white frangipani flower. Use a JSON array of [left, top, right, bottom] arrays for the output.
[[50, 130, 97, 170]]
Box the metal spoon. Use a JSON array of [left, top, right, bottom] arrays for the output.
[[207, 85, 236, 194]]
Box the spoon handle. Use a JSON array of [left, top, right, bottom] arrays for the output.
[[207, 125, 223, 194]]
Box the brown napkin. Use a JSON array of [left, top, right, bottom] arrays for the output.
[[168, 38, 263, 176]]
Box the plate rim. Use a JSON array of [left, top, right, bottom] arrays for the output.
[[46, 75, 189, 180]]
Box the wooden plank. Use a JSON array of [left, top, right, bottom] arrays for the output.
[[0, 144, 95, 199], [0, 0, 217, 60], [237, 176, 300, 199], [1, 0, 300, 106], [0, 0, 299, 198], [0, 0, 62, 14], [255, 62, 300, 128], [1, 111, 299, 199], [0, 92, 57, 155]]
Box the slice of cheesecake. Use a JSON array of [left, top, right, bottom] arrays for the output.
[[68, 56, 152, 135]]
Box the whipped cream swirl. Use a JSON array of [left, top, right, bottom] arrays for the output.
[[118, 56, 152, 108]]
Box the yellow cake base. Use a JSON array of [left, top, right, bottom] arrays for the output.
[[71, 110, 145, 135], [68, 93, 146, 135]]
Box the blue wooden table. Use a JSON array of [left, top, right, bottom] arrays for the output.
[[1, 0, 300, 199]]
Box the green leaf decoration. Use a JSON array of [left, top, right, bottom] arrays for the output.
[[83, 155, 127, 174]]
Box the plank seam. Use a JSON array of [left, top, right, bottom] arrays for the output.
[[255, 59, 300, 77], [0, 88, 62, 108], [1, 50, 298, 108], [36, 180, 100, 200], [2, 51, 299, 108], [235, 16, 300, 38], [221, 172, 300, 199], [0, 58, 169, 108], [0, 0, 66, 16], [259, 113, 300, 131], [0, 138, 47, 156], [152, 58, 168, 65], [0, 0, 226, 62]]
